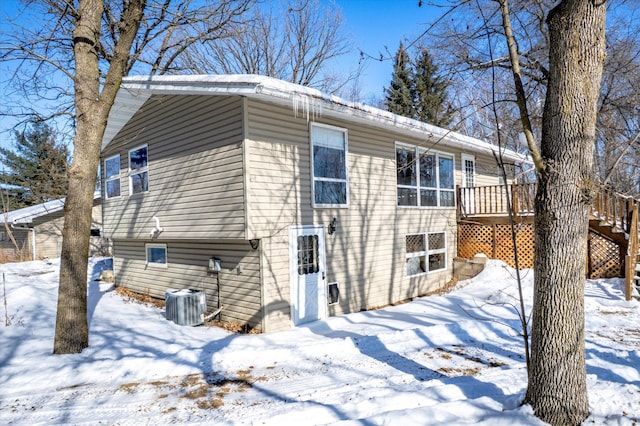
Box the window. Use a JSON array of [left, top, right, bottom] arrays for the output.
[[463, 155, 476, 188], [396, 144, 455, 207], [146, 244, 167, 267], [311, 123, 348, 207], [297, 235, 319, 275], [405, 232, 447, 276], [104, 155, 121, 199], [129, 145, 148, 195]]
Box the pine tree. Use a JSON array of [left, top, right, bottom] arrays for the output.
[[412, 48, 453, 127], [384, 43, 414, 118], [0, 121, 68, 209], [384, 44, 452, 128]]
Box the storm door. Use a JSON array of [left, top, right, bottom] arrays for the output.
[[289, 225, 327, 325]]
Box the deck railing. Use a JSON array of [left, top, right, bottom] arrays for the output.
[[457, 183, 536, 218], [457, 182, 640, 234], [457, 182, 640, 299], [591, 186, 638, 233], [625, 205, 639, 300]]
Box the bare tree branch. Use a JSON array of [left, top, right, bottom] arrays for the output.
[[497, 0, 544, 171]]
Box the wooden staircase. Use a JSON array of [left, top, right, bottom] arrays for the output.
[[457, 182, 640, 300], [629, 216, 640, 298], [590, 186, 640, 300]]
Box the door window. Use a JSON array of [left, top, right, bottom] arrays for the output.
[[297, 235, 319, 275]]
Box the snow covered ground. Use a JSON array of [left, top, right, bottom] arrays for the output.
[[1, 257, 639, 425]]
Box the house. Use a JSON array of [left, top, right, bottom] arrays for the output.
[[100, 74, 528, 332], [1, 194, 105, 260]]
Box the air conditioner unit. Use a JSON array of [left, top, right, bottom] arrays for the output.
[[165, 288, 206, 326]]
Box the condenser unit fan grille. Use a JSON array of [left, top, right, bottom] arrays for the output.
[[165, 289, 206, 326]]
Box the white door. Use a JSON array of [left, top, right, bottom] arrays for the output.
[[461, 154, 476, 215], [289, 225, 327, 326]]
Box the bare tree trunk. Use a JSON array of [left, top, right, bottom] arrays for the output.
[[2, 0, 251, 353], [524, 1, 606, 425], [53, 0, 145, 354], [53, 136, 99, 353], [52, 0, 103, 354]]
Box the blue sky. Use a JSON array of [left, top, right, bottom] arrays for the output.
[[330, 0, 442, 100], [0, 0, 442, 146]]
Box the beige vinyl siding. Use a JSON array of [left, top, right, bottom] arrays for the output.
[[102, 95, 246, 240], [31, 210, 65, 258], [113, 239, 262, 330], [472, 153, 504, 187], [259, 232, 292, 330], [0, 228, 32, 259], [103, 92, 505, 333], [0, 203, 103, 260], [32, 204, 104, 259], [245, 100, 461, 331]]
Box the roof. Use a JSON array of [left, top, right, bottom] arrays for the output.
[[103, 74, 530, 163], [4, 192, 101, 225]]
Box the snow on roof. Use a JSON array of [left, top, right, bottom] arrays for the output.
[[103, 74, 530, 163], [4, 192, 101, 225]]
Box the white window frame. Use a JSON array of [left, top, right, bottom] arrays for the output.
[[310, 122, 349, 208], [426, 231, 447, 273], [129, 144, 149, 196], [104, 154, 121, 199], [405, 231, 447, 277], [145, 243, 167, 268], [396, 142, 456, 208]]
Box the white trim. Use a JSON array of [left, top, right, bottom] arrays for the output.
[[103, 75, 530, 167], [426, 231, 447, 273], [289, 224, 327, 326], [461, 154, 476, 188], [310, 122, 349, 208], [405, 232, 428, 277], [4, 192, 100, 225], [405, 231, 447, 277], [240, 97, 254, 241], [128, 144, 149, 196], [461, 154, 477, 215], [145, 243, 167, 268], [104, 154, 121, 199]]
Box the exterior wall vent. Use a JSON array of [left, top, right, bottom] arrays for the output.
[[328, 282, 339, 305], [165, 288, 206, 326]]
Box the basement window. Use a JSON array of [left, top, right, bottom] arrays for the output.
[[405, 232, 447, 276], [146, 243, 167, 268]]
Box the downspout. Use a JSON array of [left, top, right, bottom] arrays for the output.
[[30, 227, 35, 260]]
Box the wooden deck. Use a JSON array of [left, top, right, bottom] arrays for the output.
[[456, 183, 640, 300]]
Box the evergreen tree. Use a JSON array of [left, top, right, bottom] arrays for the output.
[[0, 121, 68, 209], [412, 48, 453, 127], [384, 43, 414, 118], [384, 45, 453, 128]]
